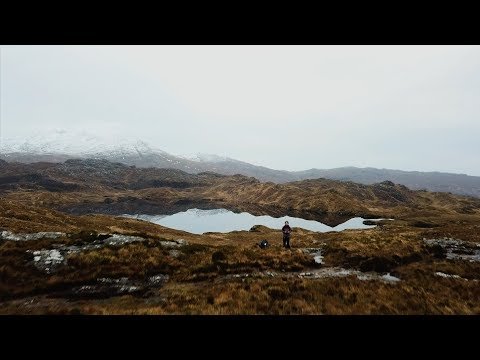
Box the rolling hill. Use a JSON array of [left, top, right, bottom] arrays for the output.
[[2, 133, 480, 198]]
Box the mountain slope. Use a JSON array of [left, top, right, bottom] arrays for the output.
[[2, 133, 480, 198], [294, 167, 480, 198], [2, 159, 480, 226]]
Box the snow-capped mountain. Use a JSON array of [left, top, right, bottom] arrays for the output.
[[178, 153, 228, 163], [1, 129, 167, 158], [0, 129, 295, 182], [0, 129, 205, 172], [1, 130, 227, 167]]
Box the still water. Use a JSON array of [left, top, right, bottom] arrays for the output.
[[125, 208, 378, 235]]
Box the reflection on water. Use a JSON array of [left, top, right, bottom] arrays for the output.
[[125, 208, 378, 235]]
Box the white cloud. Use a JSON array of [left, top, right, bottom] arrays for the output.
[[1, 45, 479, 175]]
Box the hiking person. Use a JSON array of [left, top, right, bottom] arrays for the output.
[[282, 221, 292, 248]]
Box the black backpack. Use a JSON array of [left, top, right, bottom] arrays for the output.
[[259, 239, 269, 249]]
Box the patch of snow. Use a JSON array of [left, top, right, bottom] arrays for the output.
[[184, 153, 228, 163], [0, 131, 170, 160], [300, 268, 400, 283], [303, 248, 324, 264], [381, 273, 401, 282], [435, 272, 461, 279], [313, 254, 323, 264], [434, 272, 469, 280]]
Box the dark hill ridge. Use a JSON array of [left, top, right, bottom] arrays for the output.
[[2, 149, 480, 198], [1, 159, 480, 225], [0, 158, 258, 192]]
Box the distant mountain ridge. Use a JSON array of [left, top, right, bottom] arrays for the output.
[[293, 167, 480, 198], [1, 132, 480, 198]]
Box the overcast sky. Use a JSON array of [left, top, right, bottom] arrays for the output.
[[1, 45, 479, 175]]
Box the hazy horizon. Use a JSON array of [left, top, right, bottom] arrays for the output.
[[1, 45, 479, 176]]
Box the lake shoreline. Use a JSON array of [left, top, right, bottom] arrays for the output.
[[122, 208, 378, 234]]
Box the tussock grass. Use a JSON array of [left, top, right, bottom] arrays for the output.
[[2, 198, 480, 314]]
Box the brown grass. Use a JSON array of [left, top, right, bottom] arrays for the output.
[[1, 197, 480, 314]]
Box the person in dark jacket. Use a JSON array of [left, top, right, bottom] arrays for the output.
[[282, 221, 292, 248]]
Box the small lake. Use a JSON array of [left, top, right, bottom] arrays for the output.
[[124, 208, 379, 235]]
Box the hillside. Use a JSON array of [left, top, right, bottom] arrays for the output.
[[1, 158, 480, 314], [2, 159, 480, 226], [2, 135, 480, 198], [295, 167, 480, 198]]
